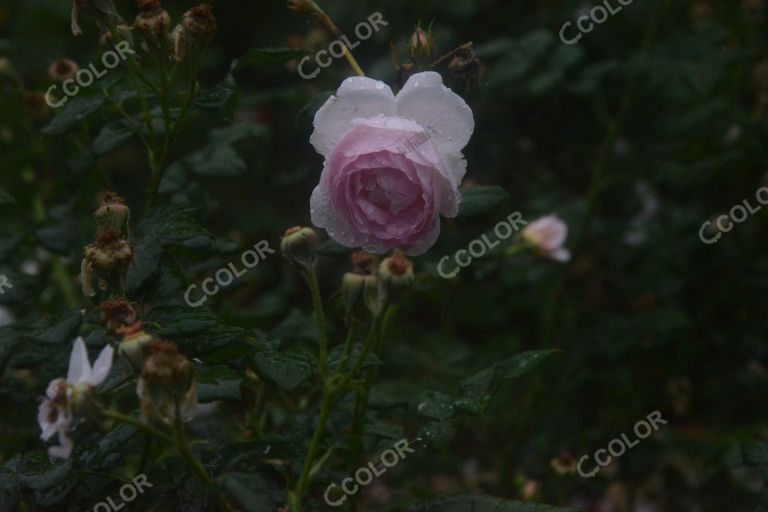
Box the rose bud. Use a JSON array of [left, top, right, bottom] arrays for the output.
[[521, 214, 571, 262], [341, 250, 378, 318], [408, 24, 435, 63], [48, 59, 79, 83], [281, 226, 318, 271], [94, 192, 131, 236], [377, 250, 414, 303], [169, 24, 187, 62]]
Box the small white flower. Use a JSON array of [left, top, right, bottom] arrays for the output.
[[38, 337, 114, 459], [522, 214, 571, 262]]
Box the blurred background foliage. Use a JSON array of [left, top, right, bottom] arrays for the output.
[[1, 0, 768, 510]]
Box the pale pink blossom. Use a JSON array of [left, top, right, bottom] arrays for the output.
[[309, 72, 474, 255], [522, 214, 571, 262], [38, 337, 114, 458]]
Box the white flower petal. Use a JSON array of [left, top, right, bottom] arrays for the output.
[[48, 430, 74, 459], [396, 71, 474, 154], [87, 344, 114, 387], [310, 76, 398, 156], [67, 337, 91, 385], [550, 248, 571, 262], [38, 400, 58, 441]]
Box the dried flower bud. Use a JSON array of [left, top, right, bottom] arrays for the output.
[[137, 341, 197, 424], [447, 44, 482, 91], [408, 24, 435, 63], [48, 59, 79, 83], [281, 226, 318, 271], [99, 298, 138, 334], [181, 4, 217, 41], [117, 322, 153, 371], [94, 192, 131, 236], [81, 231, 133, 297], [23, 92, 50, 123], [133, 1, 171, 43], [377, 250, 414, 303]]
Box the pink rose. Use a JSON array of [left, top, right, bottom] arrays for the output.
[[309, 71, 474, 255], [522, 214, 571, 262]]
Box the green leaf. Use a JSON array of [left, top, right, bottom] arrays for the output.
[[741, 441, 768, 466], [194, 74, 237, 112], [147, 307, 218, 338], [231, 47, 304, 72], [41, 95, 106, 136], [253, 350, 313, 391], [0, 187, 15, 205], [458, 186, 510, 217], [125, 236, 163, 295], [92, 122, 134, 155], [218, 473, 276, 512], [139, 207, 212, 246], [404, 495, 578, 512], [458, 350, 558, 414], [197, 366, 242, 402]]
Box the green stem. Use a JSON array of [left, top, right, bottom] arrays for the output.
[[306, 268, 329, 376], [101, 409, 174, 443], [335, 318, 358, 375], [292, 389, 334, 511]]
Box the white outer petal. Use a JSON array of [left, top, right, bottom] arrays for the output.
[[87, 344, 114, 387], [67, 337, 91, 385], [310, 76, 397, 156], [396, 71, 475, 154]]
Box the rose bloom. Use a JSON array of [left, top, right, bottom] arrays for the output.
[[522, 214, 571, 262], [309, 71, 474, 255]]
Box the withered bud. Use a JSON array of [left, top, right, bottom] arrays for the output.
[[81, 231, 133, 297], [133, 3, 171, 41], [94, 192, 131, 235], [117, 322, 153, 371], [181, 4, 217, 40], [48, 59, 79, 83], [377, 250, 414, 303], [99, 298, 138, 334], [281, 226, 318, 271], [138, 341, 197, 424], [98, 22, 133, 48], [447, 44, 482, 91]]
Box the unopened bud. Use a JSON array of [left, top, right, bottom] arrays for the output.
[[281, 226, 318, 270], [133, 0, 171, 43], [81, 231, 133, 297], [408, 24, 435, 63], [377, 250, 414, 303]]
